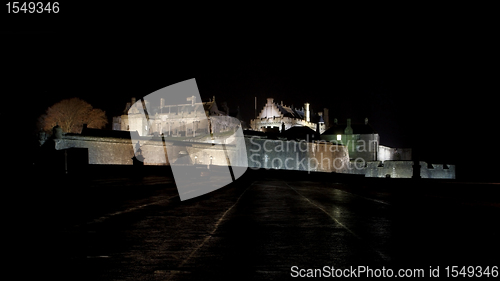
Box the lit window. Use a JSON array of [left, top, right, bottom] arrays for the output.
[[337, 134, 341, 141]]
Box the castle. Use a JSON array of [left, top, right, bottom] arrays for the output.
[[40, 96, 455, 179], [112, 96, 242, 138], [249, 98, 410, 163]]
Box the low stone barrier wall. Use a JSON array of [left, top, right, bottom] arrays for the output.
[[52, 134, 455, 179], [349, 160, 455, 179]]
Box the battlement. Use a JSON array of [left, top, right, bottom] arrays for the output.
[[349, 160, 455, 179]]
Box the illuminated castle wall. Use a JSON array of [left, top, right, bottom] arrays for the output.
[[113, 96, 241, 138], [42, 96, 453, 179], [47, 127, 454, 179]]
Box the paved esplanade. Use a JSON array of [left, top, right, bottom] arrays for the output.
[[41, 171, 500, 280]]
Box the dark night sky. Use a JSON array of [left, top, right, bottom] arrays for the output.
[[3, 13, 498, 181]]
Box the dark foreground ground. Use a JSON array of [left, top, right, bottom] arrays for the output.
[[17, 167, 500, 280]]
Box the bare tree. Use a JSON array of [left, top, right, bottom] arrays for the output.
[[40, 98, 108, 133]]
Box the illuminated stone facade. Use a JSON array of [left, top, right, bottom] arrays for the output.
[[321, 118, 379, 162], [114, 96, 241, 138], [250, 98, 327, 134], [321, 118, 412, 163], [49, 128, 453, 179]]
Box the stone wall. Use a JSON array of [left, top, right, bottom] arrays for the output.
[[349, 160, 455, 179], [54, 130, 247, 168], [245, 137, 350, 173], [54, 135, 134, 165], [321, 133, 380, 162], [54, 134, 350, 174], [378, 145, 412, 161], [348, 134, 379, 162], [421, 163, 456, 179], [52, 134, 453, 179]]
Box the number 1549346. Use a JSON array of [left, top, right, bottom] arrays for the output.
[[6, 2, 59, 13], [445, 266, 498, 278]]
